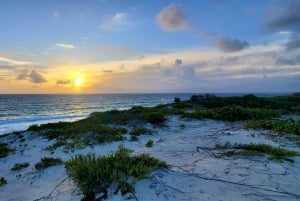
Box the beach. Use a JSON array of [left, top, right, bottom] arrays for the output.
[[1, 94, 300, 201]]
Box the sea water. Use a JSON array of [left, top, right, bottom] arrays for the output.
[[0, 94, 193, 135]]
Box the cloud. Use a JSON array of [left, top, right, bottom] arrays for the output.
[[156, 4, 189, 31], [285, 34, 300, 51], [213, 37, 249, 52], [276, 55, 300, 66], [0, 56, 32, 65], [100, 12, 131, 30], [28, 70, 46, 83], [117, 47, 130, 55], [56, 80, 71, 84], [16, 69, 46, 83], [175, 59, 183, 66], [264, 3, 300, 32], [102, 70, 114, 73], [16, 69, 29, 80], [56, 43, 76, 49]]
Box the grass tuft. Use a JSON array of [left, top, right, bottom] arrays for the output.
[[145, 140, 153, 148], [0, 177, 7, 186], [35, 157, 63, 170], [0, 143, 15, 158], [11, 162, 30, 171], [65, 145, 168, 198]]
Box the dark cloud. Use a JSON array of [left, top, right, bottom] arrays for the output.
[[286, 34, 300, 51], [156, 4, 189, 31], [276, 55, 300, 66], [28, 70, 46, 83], [102, 70, 114, 73], [16, 69, 46, 83], [182, 67, 196, 78], [264, 3, 300, 32], [56, 80, 71, 84], [214, 37, 249, 52], [16, 69, 29, 80], [141, 62, 161, 70], [175, 59, 183, 66]]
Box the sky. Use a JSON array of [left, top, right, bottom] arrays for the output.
[[0, 0, 299, 94]]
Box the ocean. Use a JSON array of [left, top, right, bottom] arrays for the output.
[[0, 94, 193, 135], [0, 93, 290, 135]]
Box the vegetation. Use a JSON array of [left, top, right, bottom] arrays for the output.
[[0, 177, 7, 186], [65, 145, 168, 198], [246, 120, 300, 135], [216, 143, 300, 161], [130, 127, 152, 136], [45, 139, 67, 151], [11, 162, 30, 171], [35, 157, 63, 170], [185, 106, 280, 121], [145, 139, 154, 148], [0, 143, 15, 158]]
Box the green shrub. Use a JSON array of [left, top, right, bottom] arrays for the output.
[[174, 97, 181, 103], [0, 143, 15, 158], [45, 139, 67, 151], [141, 111, 166, 124], [186, 106, 280, 121], [246, 120, 300, 135], [65, 145, 168, 198], [145, 140, 153, 148], [216, 143, 300, 161], [11, 162, 30, 171], [0, 177, 7, 186], [130, 128, 151, 136], [130, 136, 139, 141], [35, 157, 63, 170]]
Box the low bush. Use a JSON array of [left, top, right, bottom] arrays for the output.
[[130, 136, 139, 141], [11, 162, 30, 171], [186, 106, 280, 121], [0, 177, 7, 186], [130, 127, 151, 136], [65, 145, 168, 199], [216, 143, 300, 161], [0, 143, 15, 158], [145, 140, 153, 148], [246, 120, 300, 135], [35, 157, 63, 170], [141, 111, 166, 124]]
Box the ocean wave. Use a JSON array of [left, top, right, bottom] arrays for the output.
[[0, 114, 88, 135]]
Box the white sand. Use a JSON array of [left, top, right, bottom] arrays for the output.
[[1, 116, 300, 201]]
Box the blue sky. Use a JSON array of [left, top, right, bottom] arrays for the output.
[[0, 0, 299, 93]]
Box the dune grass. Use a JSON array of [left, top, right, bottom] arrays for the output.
[[217, 143, 300, 161], [0, 143, 15, 158], [35, 157, 63, 170], [65, 145, 168, 198], [11, 162, 30, 171], [0, 177, 7, 186]]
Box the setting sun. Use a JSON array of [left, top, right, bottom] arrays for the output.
[[75, 78, 83, 87]]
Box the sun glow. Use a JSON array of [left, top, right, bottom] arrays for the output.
[[75, 78, 83, 87]]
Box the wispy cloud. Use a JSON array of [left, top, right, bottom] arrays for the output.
[[55, 43, 76, 49], [100, 12, 132, 30], [157, 4, 189, 31], [0, 56, 32, 65]]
